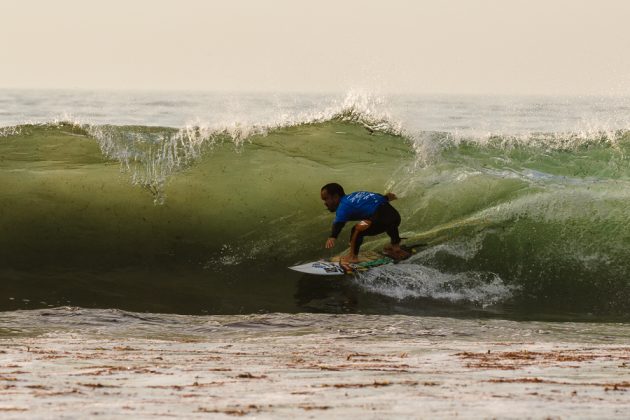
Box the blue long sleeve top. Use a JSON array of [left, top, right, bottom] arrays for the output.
[[330, 191, 388, 238]]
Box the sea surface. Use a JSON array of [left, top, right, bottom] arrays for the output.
[[1, 89, 630, 321]]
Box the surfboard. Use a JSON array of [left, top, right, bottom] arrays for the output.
[[289, 244, 426, 276]]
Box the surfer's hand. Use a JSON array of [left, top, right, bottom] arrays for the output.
[[325, 237, 336, 248], [385, 192, 397, 201]]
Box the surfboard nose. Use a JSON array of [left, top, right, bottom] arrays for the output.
[[289, 261, 345, 276]]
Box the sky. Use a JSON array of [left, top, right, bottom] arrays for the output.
[[2, 0, 630, 95]]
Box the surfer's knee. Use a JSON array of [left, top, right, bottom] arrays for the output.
[[354, 220, 372, 232]]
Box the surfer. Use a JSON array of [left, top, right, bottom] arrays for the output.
[[321, 183, 410, 263]]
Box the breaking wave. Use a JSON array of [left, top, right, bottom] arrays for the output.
[[2, 96, 630, 317]]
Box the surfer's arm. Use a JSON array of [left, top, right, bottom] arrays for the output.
[[331, 221, 346, 239], [325, 221, 346, 248]]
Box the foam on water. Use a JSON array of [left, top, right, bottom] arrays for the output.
[[354, 264, 514, 306]]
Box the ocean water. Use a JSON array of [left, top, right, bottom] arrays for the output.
[[1, 89, 630, 320]]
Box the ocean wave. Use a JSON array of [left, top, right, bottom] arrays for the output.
[[2, 99, 630, 316]]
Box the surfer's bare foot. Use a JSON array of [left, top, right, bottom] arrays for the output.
[[384, 244, 411, 260], [341, 254, 360, 264]]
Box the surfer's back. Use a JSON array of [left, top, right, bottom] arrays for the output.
[[334, 191, 388, 223]]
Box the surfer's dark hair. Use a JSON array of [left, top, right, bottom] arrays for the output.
[[321, 183, 345, 197]]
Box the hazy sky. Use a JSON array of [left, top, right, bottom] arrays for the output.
[[2, 0, 630, 95]]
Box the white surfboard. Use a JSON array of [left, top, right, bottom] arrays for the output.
[[289, 260, 348, 276], [289, 244, 426, 276]]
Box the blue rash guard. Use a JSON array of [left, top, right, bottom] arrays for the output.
[[330, 191, 388, 238]]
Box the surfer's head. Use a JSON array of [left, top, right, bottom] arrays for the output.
[[321, 183, 345, 212]]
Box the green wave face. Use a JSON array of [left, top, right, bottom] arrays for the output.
[[1, 121, 629, 317]]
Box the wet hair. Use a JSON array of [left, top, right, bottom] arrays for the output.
[[321, 183, 345, 197]]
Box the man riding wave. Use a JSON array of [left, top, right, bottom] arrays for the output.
[[320, 183, 410, 263]]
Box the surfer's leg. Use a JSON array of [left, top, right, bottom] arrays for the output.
[[385, 208, 402, 245], [350, 221, 376, 256], [350, 225, 365, 255], [373, 203, 402, 245], [385, 225, 401, 245], [374, 203, 410, 259]]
